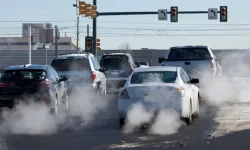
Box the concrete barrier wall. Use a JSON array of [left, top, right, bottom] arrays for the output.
[[0, 49, 249, 68]]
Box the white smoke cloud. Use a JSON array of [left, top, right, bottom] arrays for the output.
[[0, 86, 109, 135], [122, 73, 184, 135]]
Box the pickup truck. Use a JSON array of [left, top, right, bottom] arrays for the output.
[[159, 45, 222, 87]]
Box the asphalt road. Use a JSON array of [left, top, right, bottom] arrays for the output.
[[1, 94, 250, 150]]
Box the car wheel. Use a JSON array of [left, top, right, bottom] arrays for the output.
[[193, 95, 200, 119], [103, 86, 107, 96], [50, 95, 58, 115], [119, 118, 125, 129], [63, 91, 69, 112], [184, 101, 192, 125]]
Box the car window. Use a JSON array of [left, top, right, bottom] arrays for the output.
[[180, 69, 190, 83], [0, 69, 46, 82], [51, 58, 91, 71], [100, 55, 130, 70], [130, 71, 177, 84], [47, 68, 57, 81], [50, 67, 60, 80], [182, 69, 190, 82], [127, 54, 135, 66], [91, 56, 100, 70], [168, 47, 212, 60]]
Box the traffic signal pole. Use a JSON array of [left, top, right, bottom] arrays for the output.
[[93, 0, 97, 57], [97, 11, 216, 16]]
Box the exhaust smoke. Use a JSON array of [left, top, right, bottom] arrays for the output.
[[0, 86, 109, 135]]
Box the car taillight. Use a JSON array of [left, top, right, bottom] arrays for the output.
[[129, 64, 133, 72], [119, 88, 129, 99], [210, 63, 216, 73], [91, 72, 96, 80], [0, 82, 8, 87], [36, 80, 52, 87]]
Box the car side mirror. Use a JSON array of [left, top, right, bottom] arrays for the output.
[[99, 67, 105, 72], [190, 78, 199, 84], [134, 61, 141, 67], [59, 76, 68, 82], [158, 58, 165, 63]]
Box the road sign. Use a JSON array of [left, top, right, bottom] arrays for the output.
[[158, 9, 167, 20], [208, 8, 218, 20]]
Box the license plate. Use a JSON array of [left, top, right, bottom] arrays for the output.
[[111, 71, 119, 76]]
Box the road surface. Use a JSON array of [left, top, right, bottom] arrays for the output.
[[1, 95, 250, 150]]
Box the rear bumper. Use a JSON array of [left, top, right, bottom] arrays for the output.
[[118, 96, 188, 119], [106, 78, 127, 93], [67, 82, 98, 94], [0, 93, 52, 108]]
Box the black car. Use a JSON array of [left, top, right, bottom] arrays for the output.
[[0, 64, 69, 114]]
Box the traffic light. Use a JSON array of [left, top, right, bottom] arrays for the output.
[[96, 38, 100, 50], [85, 37, 93, 52], [84, 4, 92, 17], [171, 6, 178, 22], [78, 1, 87, 15], [91, 5, 97, 18], [220, 6, 227, 22]]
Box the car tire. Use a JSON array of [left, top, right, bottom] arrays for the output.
[[184, 101, 192, 125], [62, 91, 69, 112], [192, 95, 200, 119], [50, 95, 58, 115], [119, 118, 125, 129]]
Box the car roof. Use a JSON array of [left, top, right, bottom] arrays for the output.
[[170, 45, 208, 49], [103, 53, 131, 56], [4, 64, 48, 71], [134, 66, 179, 72], [54, 53, 93, 59]]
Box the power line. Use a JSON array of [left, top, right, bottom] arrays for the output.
[[2, 20, 250, 26]]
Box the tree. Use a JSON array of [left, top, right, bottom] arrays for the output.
[[118, 42, 131, 50]]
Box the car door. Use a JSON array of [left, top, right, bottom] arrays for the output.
[[90, 56, 106, 89], [49, 67, 63, 100], [180, 69, 196, 112]]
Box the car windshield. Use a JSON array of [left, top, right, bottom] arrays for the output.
[[100, 55, 130, 70], [168, 47, 212, 60], [130, 71, 177, 84], [0, 70, 46, 82], [51, 58, 90, 71]]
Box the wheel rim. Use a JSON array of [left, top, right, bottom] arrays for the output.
[[54, 98, 58, 114], [65, 93, 69, 111], [189, 104, 192, 122]]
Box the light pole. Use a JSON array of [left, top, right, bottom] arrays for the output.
[[73, 1, 79, 51]]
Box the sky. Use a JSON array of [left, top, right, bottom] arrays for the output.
[[0, 0, 250, 50]]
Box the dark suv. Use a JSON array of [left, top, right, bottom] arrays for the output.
[[99, 53, 138, 93], [0, 64, 69, 114]]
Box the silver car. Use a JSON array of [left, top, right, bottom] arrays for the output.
[[51, 53, 106, 95]]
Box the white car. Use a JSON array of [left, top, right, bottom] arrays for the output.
[[118, 66, 200, 127]]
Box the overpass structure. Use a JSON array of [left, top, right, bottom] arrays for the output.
[[0, 49, 249, 68]]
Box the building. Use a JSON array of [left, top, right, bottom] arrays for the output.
[[0, 23, 77, 50]]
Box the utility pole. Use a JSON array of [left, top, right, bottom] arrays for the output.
[[73, 0, 80, 52], [87, 24, 89, 36], [92, 0, 97, 57], [76, 0, 80, 52], [77, 16, 79, 51], [28, 24, 32, 64], [55, 25, 58, 56]]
